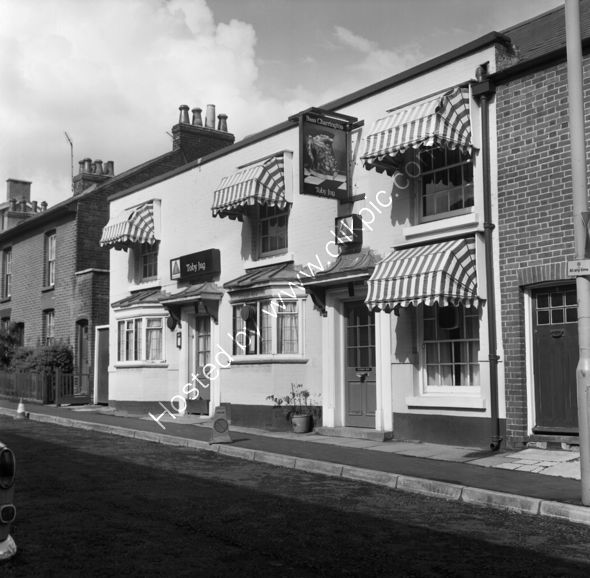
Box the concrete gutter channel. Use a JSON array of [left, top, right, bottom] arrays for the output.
[[2, 406, 590, 528]]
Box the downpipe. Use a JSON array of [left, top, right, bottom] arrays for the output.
[[473, 68, 503, 451]]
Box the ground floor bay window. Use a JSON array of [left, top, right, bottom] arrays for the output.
[[421, 304, 480, 390], [117, 316, 165, 362], [231, 300, 301, 357]]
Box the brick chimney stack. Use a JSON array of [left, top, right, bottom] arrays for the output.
[[72, 157, 115, 195], [6, 179, 31, 202], [172, 103, 235, 161]]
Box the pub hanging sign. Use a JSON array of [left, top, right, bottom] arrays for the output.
[[170, 248, 221, 282], [292, 108, 359, 201]]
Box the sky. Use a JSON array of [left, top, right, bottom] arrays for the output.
[[0, 0, 565, 207]]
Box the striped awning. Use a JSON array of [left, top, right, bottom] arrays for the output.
[[361, 87, 471, 174], [100, 201, 157, 250], [212, 155, 287, 219], [365, 237, 480, 311]]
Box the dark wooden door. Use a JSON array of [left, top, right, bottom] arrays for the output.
[[95, 326, 109, 404], [344, 301, 376, 427], [532, 285, 578, 434]]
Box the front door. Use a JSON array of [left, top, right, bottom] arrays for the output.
[[187, 314, 211, 415], [75, 320, 90, 398], [344, 301, 376, 427], [532, 285, 578, 434]]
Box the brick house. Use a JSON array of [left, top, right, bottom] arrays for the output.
[[0, 106, 234, 402], [492, 1, 590, 448]]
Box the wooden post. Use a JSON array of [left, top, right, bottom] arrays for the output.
[[55, 368, 61, 407]]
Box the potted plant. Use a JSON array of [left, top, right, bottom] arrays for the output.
[[267, 382, 316, 433]]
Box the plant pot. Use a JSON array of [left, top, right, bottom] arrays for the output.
[[291, 413, 313, 433]]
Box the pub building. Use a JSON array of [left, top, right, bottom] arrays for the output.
[[99, 21, 507, 449], [100, 4, 577, 450]]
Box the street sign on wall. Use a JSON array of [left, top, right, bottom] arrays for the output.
[[170, 248, 221, 282]]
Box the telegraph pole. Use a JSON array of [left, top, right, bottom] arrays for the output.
[[565, 0, 590, 505]]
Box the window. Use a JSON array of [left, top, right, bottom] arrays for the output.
[[14, 322, 23, 347], [117, 316, 165, 362], [0, 318, 10, 332], [232, 300, 301, 356], [45, 232, 56, 287], [258, 205, 288, 257], [43, 310, 55, 345], [419, 148, 473, 220], [2, 248, 11, 299], [138, 243, 158, 282], [422, 305, 479, 388]]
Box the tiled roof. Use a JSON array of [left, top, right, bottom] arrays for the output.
[[501, 0, 590, 65]]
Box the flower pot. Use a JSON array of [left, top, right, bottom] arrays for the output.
[[291, 413, 313, 433]]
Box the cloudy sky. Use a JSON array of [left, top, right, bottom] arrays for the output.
[[0, 0, 564, 207]]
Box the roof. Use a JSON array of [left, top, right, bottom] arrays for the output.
[[0, 149, 186, 244], [501, 1, 590, 64], [224, 262, 298, 291], [111, 287, 168, 309]]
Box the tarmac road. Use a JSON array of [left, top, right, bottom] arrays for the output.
[[2, 416, 590, 577]]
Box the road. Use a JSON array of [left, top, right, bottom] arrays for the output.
[[1, 416, 590, 577]]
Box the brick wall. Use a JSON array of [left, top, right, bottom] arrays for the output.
[[496, 57, 588, 447]]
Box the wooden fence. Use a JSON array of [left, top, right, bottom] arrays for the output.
[[0, 368, 90, 406]]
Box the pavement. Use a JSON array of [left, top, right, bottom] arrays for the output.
[[1, 398, 590, 528]]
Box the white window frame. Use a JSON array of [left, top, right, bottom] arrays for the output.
[[230, 297, 305, 361], [417, 148, 474, 223], [2, 248, 11, 299], [256, 205, 289, 258], [117, 315, 166, 363], [417, 304, 481, 394], [46, 232, 56, 287]]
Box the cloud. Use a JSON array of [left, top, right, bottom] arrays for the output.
[[331, 25, 425, 94], [0, 0, 282, 206]]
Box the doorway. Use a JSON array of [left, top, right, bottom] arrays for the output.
[[344, 301, 376, 427], [532, 285, 578, 434], [187, 314, 211, 415]]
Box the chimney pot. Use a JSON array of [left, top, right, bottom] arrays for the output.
[[78, 160, 85, 175], [41, 201, 48, 212], [94, 160, 104, 175], [104, 160, 114, 176], [20, 199, 27, 212], [192, 107, 203, 127], [9, 199, 16, 211], [83, 158, 92, 173], [32, 200, 38, 212], [179, 104, 190, 124], [205, 104, 216, 128], [217, 113, 228, 132]]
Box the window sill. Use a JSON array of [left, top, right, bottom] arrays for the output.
[[42, 285, 55, 293], [230, 354, 308, 365], [114, 362, 168, 369], [402, 212, 482, 245], [127, 280, 162, 292], [244, 252, 294, 270], [0, 297, 10, 303], [405, 394, 486, 410]]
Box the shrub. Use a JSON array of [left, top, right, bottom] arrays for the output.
[[10, 342, 73, 373], [0, 323, 21, 368]]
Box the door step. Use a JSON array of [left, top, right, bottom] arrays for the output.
[[315, 426, 393, 442], [527, 434, 579, 451]]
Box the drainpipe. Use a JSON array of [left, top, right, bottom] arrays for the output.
[[565, 0, 590, 505], [472, 67, 502, 451]]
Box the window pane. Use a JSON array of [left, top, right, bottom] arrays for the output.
[[537, 294, 549, 308], [566, 308, 578, 323], [260, 302, 273, 354], [537, 310, 550, 325], [551, 292, 563, 307], [565, 290, 576, 306], [551, 309, 564, 324], [146, 318, 162, 360], [278, 302, 298, 354]]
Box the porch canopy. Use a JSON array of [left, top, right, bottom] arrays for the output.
[[100, 200, 157, 251], [365, 237, 480, 311], [361, 87, 471, 175], [211, 155, 287, 220]]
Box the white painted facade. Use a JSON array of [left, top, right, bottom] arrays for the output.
[[106, 39, 506, 445]]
